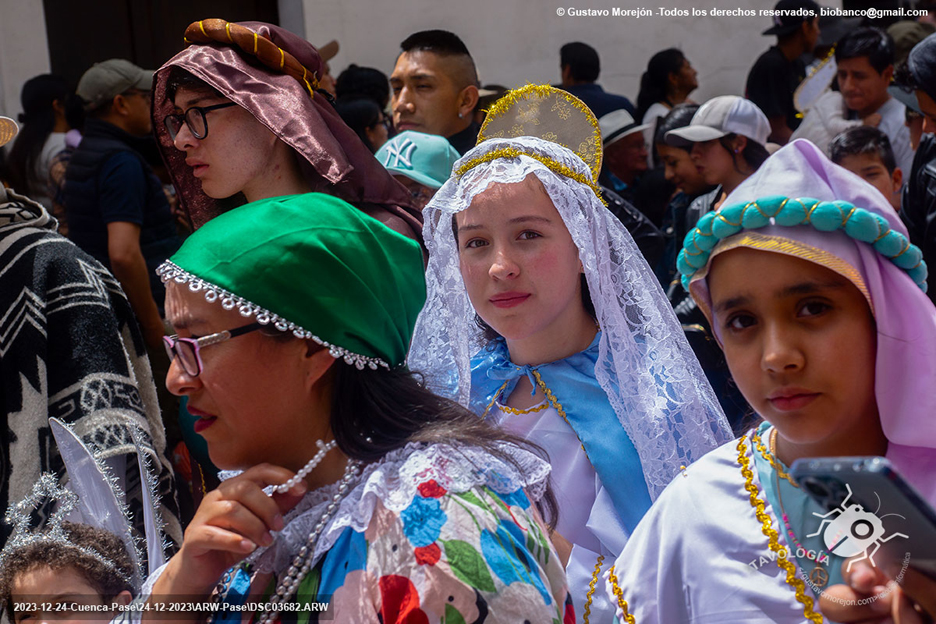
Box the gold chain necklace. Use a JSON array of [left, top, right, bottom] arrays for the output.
[[751, 427, 800, 488]]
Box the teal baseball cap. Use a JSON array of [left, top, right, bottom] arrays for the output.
[[375, 130, 460, 189]]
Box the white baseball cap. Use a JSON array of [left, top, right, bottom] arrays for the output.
[[665, 95, 770, 147], [599, 109, 651, 147]]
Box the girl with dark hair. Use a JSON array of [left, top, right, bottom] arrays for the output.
[[140, 192, 572, 623], [609, 138, 936, 624], [665, 95, 771, 213], [334, 98, 390, 153], [153, 19, 421, 242], [5, 75, 70, 208], [635, 48, 698, 125], [410, 85, 731, 623]]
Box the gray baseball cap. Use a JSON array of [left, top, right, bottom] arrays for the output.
[[77, 59, 154, 110]]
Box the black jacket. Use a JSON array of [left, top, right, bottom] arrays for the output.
[[600, 185, 664, 268], [901, 133, 936, 303]]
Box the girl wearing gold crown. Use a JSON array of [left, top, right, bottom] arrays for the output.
[[408, 85, 733, 621]]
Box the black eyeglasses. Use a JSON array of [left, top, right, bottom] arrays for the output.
[[163, 322, 263, 377], [164, 102, 237, 141]]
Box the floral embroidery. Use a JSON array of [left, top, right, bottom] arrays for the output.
[[417, 479, 447, 498], [378, 575, 429, 624], [209, 473, 569, 623], [401, 496, 447, 548], [414, 543, 441, 566]]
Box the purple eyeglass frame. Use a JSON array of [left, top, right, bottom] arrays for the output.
[[163, 321, 263, 377]]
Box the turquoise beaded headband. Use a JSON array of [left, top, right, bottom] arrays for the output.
[[677, 195, 928, 292]]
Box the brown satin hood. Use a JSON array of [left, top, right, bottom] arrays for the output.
[[152, 21, 421, 241]]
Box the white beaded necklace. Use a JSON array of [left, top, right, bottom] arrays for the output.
[[270, 439, 337, 495], [208, 453, 362, 624]]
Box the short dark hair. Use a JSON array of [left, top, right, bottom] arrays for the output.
[[829, 125, 897, 173], [336, 65, 390, 108], [560, 42, 600, 82], [399, 30, 478, 88], [835, 27, 895, 74], [654, 103, 700, 150], [0, 522, 135, 620], [401, 29, 471, 57]]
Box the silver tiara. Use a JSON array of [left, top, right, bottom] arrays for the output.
[[0, 473, 135, 587]]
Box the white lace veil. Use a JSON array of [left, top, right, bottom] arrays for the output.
[[408, 88, 732, 497]]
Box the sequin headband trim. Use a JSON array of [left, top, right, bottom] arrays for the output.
[[677, 195, 928, 291], [454, 147, 608, 206], [0, 474, 135, 588], [157, 261, 390, 370]]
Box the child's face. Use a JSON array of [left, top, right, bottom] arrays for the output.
[[11, 565, 131, 624], [836, 153, 902, 211], [707, 247, 880, 452], [657, 143, 709, 196], [455, 176, 587, 344]]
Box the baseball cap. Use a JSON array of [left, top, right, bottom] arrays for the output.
[[762, 0, 820, 37], [375, 130, 460, 189], [599, 109, 650, 147], [0, 116, 17, 148], [77, 59, 154, 110], [665, 96, 770, 147], [888, 20, 935, 67]]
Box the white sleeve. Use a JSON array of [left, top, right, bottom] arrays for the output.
[[604, 479, 693, 624]]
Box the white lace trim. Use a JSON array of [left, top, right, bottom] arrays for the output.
[[408, 136, 733, 499], [219, 442, 550, 574], [156, 261, 389, 370]]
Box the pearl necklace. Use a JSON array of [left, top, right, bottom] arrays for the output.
[[208, 455, 362, 624], [271, 439, 337, 495]]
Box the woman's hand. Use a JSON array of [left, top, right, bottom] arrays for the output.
[[821, 558, 936, 623], [821, 560, 893, 622], [152, 464, 307, 599]]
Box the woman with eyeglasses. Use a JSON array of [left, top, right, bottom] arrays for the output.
[[138, 192, 573, 623], [152, 19, 422, 243]]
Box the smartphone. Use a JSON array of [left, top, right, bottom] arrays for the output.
[[789, 456, 936, 581]]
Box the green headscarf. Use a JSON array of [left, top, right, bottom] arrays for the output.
[[157, 193, 426, 369]]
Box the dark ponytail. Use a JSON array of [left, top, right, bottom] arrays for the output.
[[718, 133, 769, 174], [6, 75, 69, 195], [635, 48, 685, 123]]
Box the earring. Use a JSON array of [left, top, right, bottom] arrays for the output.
[[458, 112, 464, 118]]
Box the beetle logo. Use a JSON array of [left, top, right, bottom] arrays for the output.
[[807, 483, 908, 571]]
